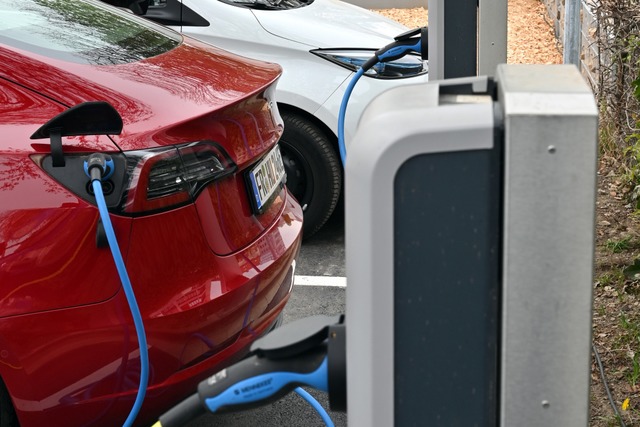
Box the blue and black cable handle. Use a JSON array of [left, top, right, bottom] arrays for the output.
[[152, 315, 346, 427]]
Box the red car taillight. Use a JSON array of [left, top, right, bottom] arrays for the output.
[[36, 141, 237, 216], [122, 141, 237, 215]]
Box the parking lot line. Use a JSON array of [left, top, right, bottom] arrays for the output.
[[294, 275, 347, 288]]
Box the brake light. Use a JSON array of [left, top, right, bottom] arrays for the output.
[[122, 141, 237, 215]]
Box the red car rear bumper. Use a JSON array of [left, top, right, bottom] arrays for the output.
[[0, 190, 302, 427]]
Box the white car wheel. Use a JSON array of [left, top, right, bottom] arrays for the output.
[[280, 111, 341, 239]]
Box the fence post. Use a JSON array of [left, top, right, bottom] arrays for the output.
[[564, 0, 581, 66]]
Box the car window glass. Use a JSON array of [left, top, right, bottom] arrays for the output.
[[0, 0, 181, 65], [219, 0, 313, 11]]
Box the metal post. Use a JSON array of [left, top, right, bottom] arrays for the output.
[[427, 0, 445, 80], [427, 0, 477, 79], [429, 0, 507, 78], [564, 0, 581, 66], [478, 0, 508, 75]]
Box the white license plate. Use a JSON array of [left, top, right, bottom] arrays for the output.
[[247, 145, 286, 212]]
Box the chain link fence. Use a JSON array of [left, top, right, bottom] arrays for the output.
[[592, 0, 640, 154], [543, 0, 640, 158]]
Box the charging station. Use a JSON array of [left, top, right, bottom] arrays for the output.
[[345, 64, 598, 426]]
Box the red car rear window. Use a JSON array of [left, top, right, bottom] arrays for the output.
[[0, 0, 181, 65]]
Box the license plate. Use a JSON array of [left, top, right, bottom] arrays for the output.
[[247, 145, 286, 213]]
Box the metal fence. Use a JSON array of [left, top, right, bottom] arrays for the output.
[[541, 0, 598, 88], [542, 0, 640, 152]]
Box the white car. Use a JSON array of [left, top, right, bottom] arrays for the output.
[[113, 0, 429, 237]]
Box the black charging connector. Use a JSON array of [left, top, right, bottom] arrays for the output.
[[360, 26, 428, 73], [85, 153, 112, 182]]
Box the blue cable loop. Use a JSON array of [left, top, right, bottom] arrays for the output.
[[338, 37, 422, 167], [294, 387, 335, 427], [337, 67, 366, 166], [92, 179, 149, 427]]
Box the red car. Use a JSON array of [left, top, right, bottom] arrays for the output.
[[0, 1, 302, 426]]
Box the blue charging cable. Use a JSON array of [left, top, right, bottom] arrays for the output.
[[337, 67, 365, 166], [85, 154, 149, 427], [295, 387, 335, 427], [337, 27, 427, 167]]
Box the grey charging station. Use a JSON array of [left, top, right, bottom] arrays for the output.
[[345, 64, 598, 426]]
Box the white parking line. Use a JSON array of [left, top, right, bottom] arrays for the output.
[[294, 275, 347, 288]]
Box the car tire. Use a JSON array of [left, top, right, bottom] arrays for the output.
[[279, 111, 342, 239], [0, 380, 18, 427]]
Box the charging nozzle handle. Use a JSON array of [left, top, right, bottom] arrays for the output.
[[360, 38, 417, 71], [200, 347, 328, 414], [156, 347, 328, 427], [361, 26, 428, 72], [376, 38, 422, 63]]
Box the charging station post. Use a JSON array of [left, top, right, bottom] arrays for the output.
[[345, 64, 598, 426], [428, 0, 507, 78]]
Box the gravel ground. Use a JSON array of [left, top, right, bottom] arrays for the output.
[[373, 0, 562, 65]]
